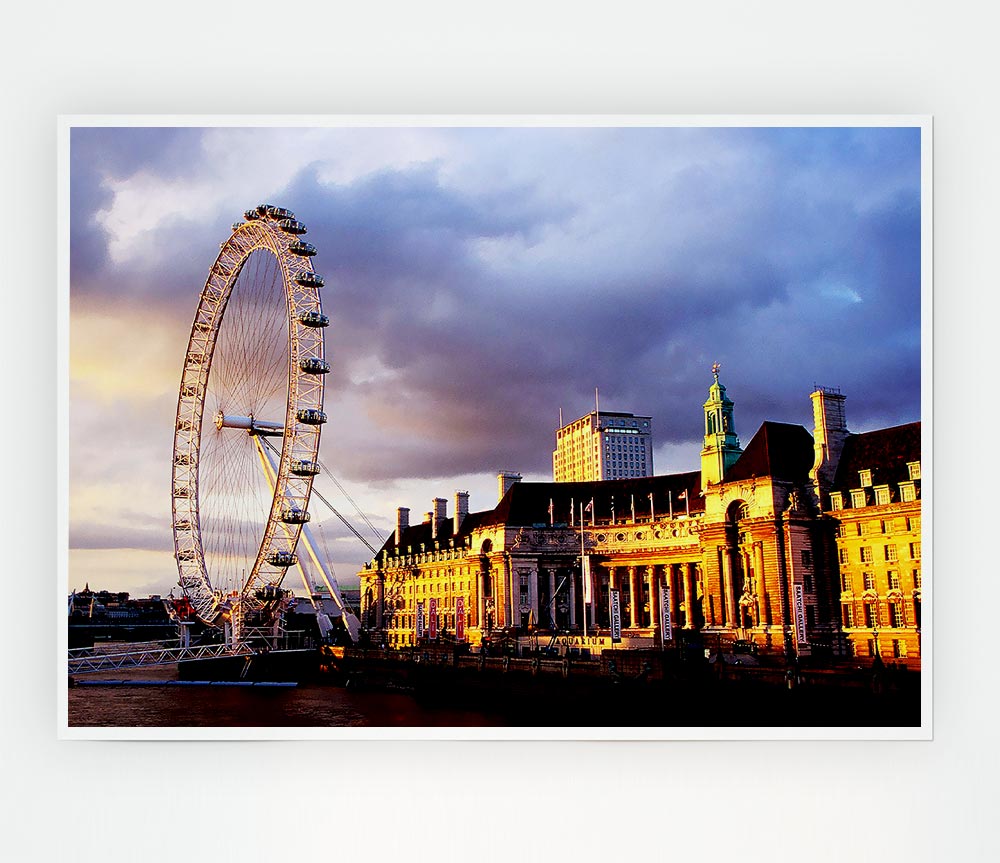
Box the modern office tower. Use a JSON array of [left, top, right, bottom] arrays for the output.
[[553, 411, 653, 482]]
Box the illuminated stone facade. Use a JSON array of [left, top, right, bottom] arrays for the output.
[[359, 375, 922, 669]]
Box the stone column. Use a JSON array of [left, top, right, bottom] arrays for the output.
[[669, 564, 681, 631], [722, 546, 736, 627], [682, 562, 695, 629], [376, 574, 385, 631], [477, 569, 486, 629], [626, 566, 637, 628], [648, 565, 660, 638], [503, 557, 513, 629], [569, 569, 577, 627], [548, 569, 557, 628], [528, 567, 539, 627], [754, 543, 768, 624]]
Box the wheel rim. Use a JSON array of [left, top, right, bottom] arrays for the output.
[[171, 207, 327, 636]]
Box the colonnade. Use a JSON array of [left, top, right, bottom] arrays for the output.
[[483, 558, 704, 639]]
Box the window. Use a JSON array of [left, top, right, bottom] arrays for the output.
[[841, 572, 851, 592], [910, 542, 921, 560], [907, 516, 921, 532], [806, 606, 816, 626], [893, 639, 907, 658], [885, 545, 898, 562], [829, 492, 843, 511], [859, 469, 872, 487], [888, 571, 900, 589], [889, 602, 904, 628], [863, 572, 875, 591], [860, 546, 873, 563], [875, 485, 891, 506], [913, 570, 922, 589], [864, 603, 878, 628], [801, 549, 812, 566], [907, 461, 921, 480], [900, 482, 917, 503], [843, 604, 855, 627], [851, 490, 867, 508], [838, 548, 849, 565], [804, 572, 814, 592]]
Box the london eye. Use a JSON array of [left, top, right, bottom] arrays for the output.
[[170, 204, 335, 644]]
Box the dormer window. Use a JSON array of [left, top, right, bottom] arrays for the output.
[[900, 481, 917, 503], [874, 485, 891, 506], [907, 461, 921, 480], [829, 491, 843, 511], [859, 469, 872, 487], [851, 489, 867, 508]]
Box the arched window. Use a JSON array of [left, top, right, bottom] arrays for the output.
[[727, 500, 750, 525]]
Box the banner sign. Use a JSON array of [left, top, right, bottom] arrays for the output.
[[416, 601, 424, 640], [456, 596, 465, 641], [429, 597, 438, 640], [610, 588, 622, 643], [660, 584, 673, 642], [582, 556, 592, 604], [793, 583, 807, 645]]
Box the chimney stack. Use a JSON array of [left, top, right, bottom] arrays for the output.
[[497, 471, 522, 503], [810, 386, 849, 493], [431, 497, 447, 539], [454, 491, 469, 535], [394, 507, 410, 547]]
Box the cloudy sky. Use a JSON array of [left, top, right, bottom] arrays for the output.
[[68, 121, 922, 597]]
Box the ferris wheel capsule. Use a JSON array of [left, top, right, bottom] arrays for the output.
[[267, 206, 294, 220], [280, 507, 311, 524], [266, 551, 297, 567], [296, 408, 327, 425], [297, 311, 329, 328], [299, 357, 330, 374], [277, 219, 307, 234], [295, 271, 324, 288], [288, 240, 317, 257]]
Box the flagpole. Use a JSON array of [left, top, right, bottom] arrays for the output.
[[580, 502, 587, 638]]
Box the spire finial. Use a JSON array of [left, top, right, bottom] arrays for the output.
[[712, 361, 721, 382]]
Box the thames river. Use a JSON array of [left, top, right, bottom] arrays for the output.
[[67, 667, 509, 728]]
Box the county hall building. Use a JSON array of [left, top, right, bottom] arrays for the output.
[[357, 370, 923, 668]]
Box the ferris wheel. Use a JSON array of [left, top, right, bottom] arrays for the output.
[[170, 204, 344, 644]]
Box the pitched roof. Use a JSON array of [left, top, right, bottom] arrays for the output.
[[375, 472, 704, 556], [724, 421, 815, 484], [482, 473, 704, 528], [831, 422, 921, 492]]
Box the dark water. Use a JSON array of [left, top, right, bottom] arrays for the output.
[[68, 674, 509, 728]]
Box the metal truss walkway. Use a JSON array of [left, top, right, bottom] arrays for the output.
[[68, 639, 254, 675]]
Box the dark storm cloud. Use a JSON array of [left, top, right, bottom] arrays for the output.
[[256, 128, 921, 482], [71, 126, 922, 494], [70, 128, 211, 300]]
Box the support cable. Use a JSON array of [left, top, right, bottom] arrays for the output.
[[317, 457, 386, 542], [261, 438, 379, 556]]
